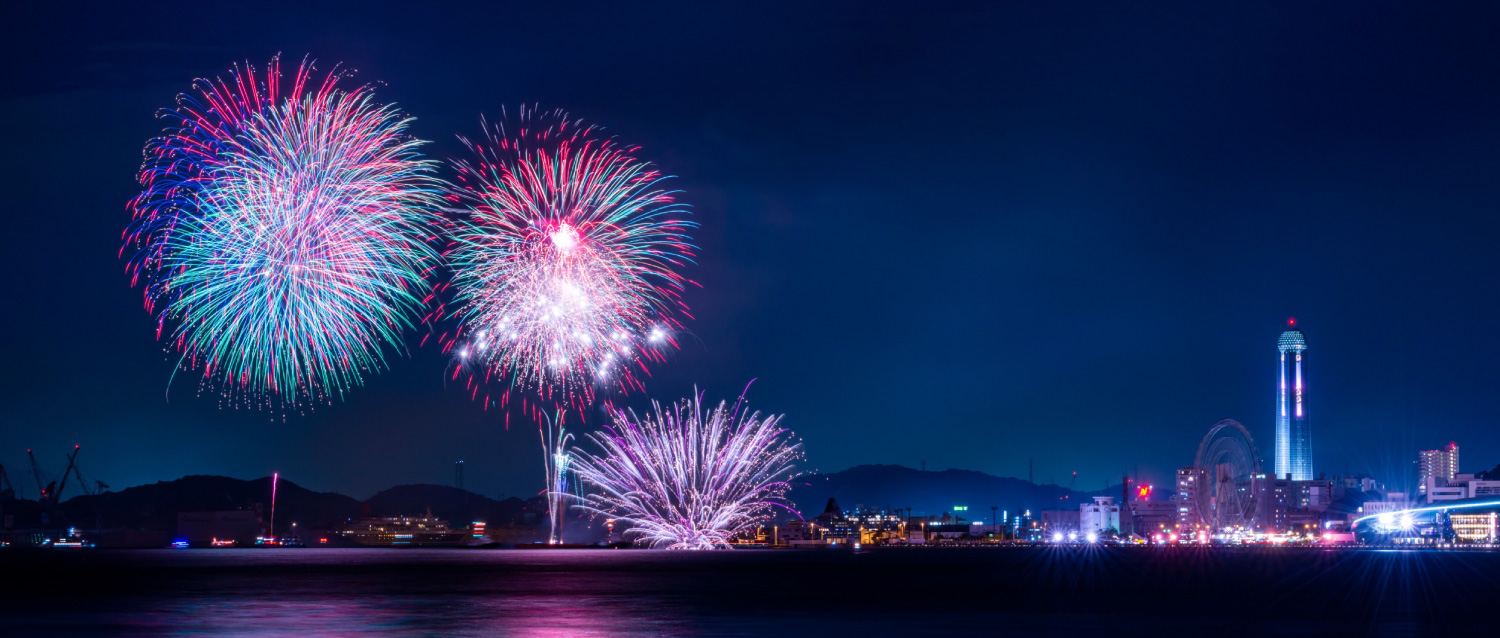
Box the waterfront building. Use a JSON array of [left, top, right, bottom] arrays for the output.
[[1039, 508, 1079, 534], [1335, 475, 1384, 496], [1422, 473, 1500, 503], [1292, 478, 1333, 510], [1253, 474, 1290, 533], [1013, 510, 1045, 542], [1360, 493, 1413, 517], [1418, 443, 1460, 495], [1250, 474, 1338, 533], [1128, 500, 1179, 538], [1275, 320, 1312, 481], [1425, 480, 1468, 504], [1472, 480, 1500, 498], [1448, 512, 1499, 543], [1080, 496, 1121, 536], [1175, 466, 1205, 530]]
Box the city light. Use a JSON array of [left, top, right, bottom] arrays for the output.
[[1086, 532, 1098, 543], [1354, 499, 1500, 532]]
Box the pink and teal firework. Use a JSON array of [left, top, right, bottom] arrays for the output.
[[569, 391, 803, 549], [444, 107, 696, 408], [124, 57, 443, 405]]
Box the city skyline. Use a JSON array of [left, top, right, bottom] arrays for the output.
[[5, 4, 1500, 634], [3, 3, 1500, 500]]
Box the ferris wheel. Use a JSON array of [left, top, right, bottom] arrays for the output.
[[1193, 419, 1263, 532]]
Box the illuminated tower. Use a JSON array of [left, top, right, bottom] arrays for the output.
[[1275, 320, 1311, 480]]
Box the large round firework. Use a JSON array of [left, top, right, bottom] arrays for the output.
[[444, 107, 696, 408], [124, 57, 443, 407], [569, 392, 803, 549]]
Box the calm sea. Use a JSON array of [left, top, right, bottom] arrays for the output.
[[1, 547, 1495, 636]]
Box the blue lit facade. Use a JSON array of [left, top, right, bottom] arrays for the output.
[[1275, 325, 1311, 480]]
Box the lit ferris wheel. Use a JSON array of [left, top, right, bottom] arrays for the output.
[[1193, 419, 1263, 532]]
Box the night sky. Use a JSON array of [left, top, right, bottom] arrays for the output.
[[3, 2, 1499, 500]]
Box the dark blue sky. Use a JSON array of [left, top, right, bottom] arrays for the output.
[[2, 2, 1498, 499]]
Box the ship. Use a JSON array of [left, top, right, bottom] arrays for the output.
[[334, 510, 471, 547]]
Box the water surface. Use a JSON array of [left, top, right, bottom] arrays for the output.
[[1, 547, 1494, 636]]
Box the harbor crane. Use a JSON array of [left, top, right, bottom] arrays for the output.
[[27, 449, 46, 501], [72, 456, 106, 496], [45, 445, 83, 507], [20, 445, 97, 505], [0, 463, 14, 500]]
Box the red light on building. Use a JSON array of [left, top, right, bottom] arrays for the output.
[[1137, 485, 1151, 500]]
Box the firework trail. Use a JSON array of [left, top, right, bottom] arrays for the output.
[[569, 390, 803, 550], [442, 106, 697, 412], [124, 56, 443, 407], [540, 413, 575, 544]]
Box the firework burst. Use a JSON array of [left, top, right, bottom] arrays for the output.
[[569, 391, 803, 549], [443, 107, 696, 410], [124, 57, 443, 407]]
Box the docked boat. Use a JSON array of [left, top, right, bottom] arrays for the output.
[[335, 512, 471, 547]]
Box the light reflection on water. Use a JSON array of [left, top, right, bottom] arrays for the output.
[[3, 547, 1499, 636]]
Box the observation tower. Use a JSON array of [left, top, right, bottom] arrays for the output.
[[1275, 319, 1311, 481]]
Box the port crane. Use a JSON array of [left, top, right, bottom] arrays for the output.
[[0, 463, 14, 500], [71, 455, 107, 496], [43, 445, 83, 507], [20, 445, 101, 506], [27, 449, 46, 501]]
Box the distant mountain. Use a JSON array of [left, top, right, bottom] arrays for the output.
[[788, 464, 1123, 519], [55, 475, 362, 531], [2, 476, 551, 535]]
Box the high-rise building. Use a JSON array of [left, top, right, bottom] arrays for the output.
[[1418, 443, 1460, 495], [1275, 320, 1312, 480], [1176, 466, 1205, 530]]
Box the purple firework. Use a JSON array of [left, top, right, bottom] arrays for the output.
[[569, 391, 803, 549]]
